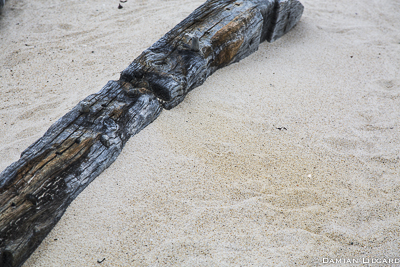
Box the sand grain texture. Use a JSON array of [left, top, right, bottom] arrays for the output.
[[0, 0, 399, 266]]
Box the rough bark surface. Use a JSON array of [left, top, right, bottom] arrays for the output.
[[0, 0, 303, 266]]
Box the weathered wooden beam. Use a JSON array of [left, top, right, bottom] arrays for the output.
[[0, 82, 162, 267], [120, 0, 303, 109], [0, 0, 303, 266]]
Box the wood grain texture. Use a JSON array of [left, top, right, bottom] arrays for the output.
[[120, 0, 303, 109], [0, 82, 162, 267], [0, 0, 303, 266]]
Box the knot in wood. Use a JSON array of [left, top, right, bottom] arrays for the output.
[[102, 117, 118, 133], [26, 193, 37, 206], [126, 87, 141, 98], [100, 135, 111, 148], [190, 36, 200, 52], [78, 101, 91, 113]]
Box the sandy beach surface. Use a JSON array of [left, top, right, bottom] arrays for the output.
[[1, 0, 400, 266]]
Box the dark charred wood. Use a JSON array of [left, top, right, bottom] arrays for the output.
[[0, 0, 303, 266]]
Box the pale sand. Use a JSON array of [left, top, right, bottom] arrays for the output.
[[1, 0, 399, 266]]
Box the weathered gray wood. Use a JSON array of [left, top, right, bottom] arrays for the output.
[[0, 82, 162, 267], [0, 0, 303, 266], [120, 0, 303, 109]]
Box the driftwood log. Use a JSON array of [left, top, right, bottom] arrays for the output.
[[0, 0, 303, 266]]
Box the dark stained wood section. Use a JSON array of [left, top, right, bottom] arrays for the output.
[[0, 1, 303, 266]]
